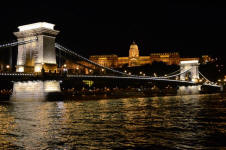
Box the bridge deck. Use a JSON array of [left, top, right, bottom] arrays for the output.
[[0, 73, 220, 88]]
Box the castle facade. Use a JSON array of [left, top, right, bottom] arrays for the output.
[[89, 41, 198, 68]]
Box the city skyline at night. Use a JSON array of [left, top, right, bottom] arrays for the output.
[[1, 2, 226, 150]]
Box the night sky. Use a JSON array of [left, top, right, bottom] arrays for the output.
[[0, 2, 226, 58]]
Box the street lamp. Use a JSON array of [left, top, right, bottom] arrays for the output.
[[6, 65, 10, 72], [6, 65, 10, 69], [62, 64, 68, 74]]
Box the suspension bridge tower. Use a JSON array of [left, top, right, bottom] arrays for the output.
[[180, 60, 199, 82], [14, 22, 59, 73]]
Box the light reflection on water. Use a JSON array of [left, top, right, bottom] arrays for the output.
[[0, 94, 226, 149], [177, 85, 201, 95], [10, 81, 61, 101]]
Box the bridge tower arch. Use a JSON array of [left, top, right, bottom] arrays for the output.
[[180, 60, 199, 82], [14, 22, 59, 73]]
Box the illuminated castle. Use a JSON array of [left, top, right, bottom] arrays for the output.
[[89, 41, 196, 68], [65, 41, 199, 73]]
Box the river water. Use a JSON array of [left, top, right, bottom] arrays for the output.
[[0, 93, 226, 149]]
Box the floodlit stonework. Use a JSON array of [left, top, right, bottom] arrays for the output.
[[14, 22, 59, 73], [86, 41, 199, 68], [180, 60, 200, 81]]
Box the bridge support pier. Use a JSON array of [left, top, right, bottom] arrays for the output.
[[14, 22, 59, 73]]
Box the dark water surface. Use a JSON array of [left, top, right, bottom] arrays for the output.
[[1, 94, 226, 149]]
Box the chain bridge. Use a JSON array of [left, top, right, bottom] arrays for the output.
[[0, 22, 221, 89]]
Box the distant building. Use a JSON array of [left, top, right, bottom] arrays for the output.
[[64, 41, 200, 74], [149, 52, 180, 65], [88, 41, 199, 68], [201, 55, 213, 64], [90, 55, 118, 68]]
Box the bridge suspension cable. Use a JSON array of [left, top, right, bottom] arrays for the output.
[[152, 67, 193, 79], [0, 37, 38, 48], [164, 69, 181, 77], [198, 71, 212, 83], [55, 43, 132, 76], [55, 43, 196, 80]]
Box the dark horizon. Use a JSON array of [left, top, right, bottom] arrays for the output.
[[0, 2, 226, 58]]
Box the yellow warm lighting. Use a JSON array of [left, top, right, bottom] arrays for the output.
[[18, 22, 55, 31], [18, 66, 24, 72], [160, 55, 170, 58], [34, 66, 42, 72], [83, 80, 94, 87], [192, 78, 198, 83], [6, 65, 10, 69]]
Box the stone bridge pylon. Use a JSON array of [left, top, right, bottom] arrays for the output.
[[14, 22, 59, 73], [180, 60, 199, 82]]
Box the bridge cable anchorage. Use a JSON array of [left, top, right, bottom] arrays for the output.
[[0, 36, 38, 48], [55, 43, 137, 77]]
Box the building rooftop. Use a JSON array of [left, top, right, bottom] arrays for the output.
[[18, 22, 55, 31]]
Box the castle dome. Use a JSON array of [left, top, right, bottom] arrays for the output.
[[129, 41, 139, 58], [130, 41, 138, 49]]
